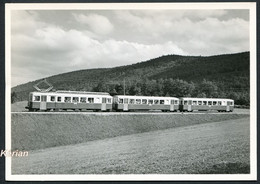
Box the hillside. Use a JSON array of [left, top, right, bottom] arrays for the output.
[[11, 52, 250, 105]]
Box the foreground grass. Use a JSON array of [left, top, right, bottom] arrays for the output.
[[12, 113, 249, 151], [12, 117, 250, 174]]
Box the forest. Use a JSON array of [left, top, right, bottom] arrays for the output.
[[11, 52, 250, 106]]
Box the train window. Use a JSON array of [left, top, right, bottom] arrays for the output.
[[230, 101, 233, 105], [218, 101, 222, 105], [34, 96, 40, 102], [203, 101, 207, 105], [88, 98, 94, 103], [142, 99, 147, 104], [41, 95, 47, 102], [136, 99, 141, 104], [102, 98, 106, 103], [57, 97, 62, 102], [154, 100, 159, 104], [208, 101, 212, 105], [165, 100, 170, 104], [170, 100, 174, 105], [119, 98, 123, 104], [160, 100, 164, 104], [175, 100, 179, 105], [124, 98, 129, 104], [184, 101, 188, 105], [72, 97, 79, 103], [50, 96, 55, 102], [198, 101, 202, 105], [213, 101, 217, 105], [192, 101, 197, 105], [188, 100, 192, 105], [130, 99, 135, 104], [148, 99, 153, 104], [65, 97, 71, 103], [80, 97, 86, 103], [107, 98, 112, 104]]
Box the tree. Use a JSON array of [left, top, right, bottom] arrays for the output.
[[11, 91, 17, 104]]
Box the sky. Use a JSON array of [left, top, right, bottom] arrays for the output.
[[11, 9, 249, 87]]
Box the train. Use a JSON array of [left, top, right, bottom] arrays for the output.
[[25, 90, 234, 112]]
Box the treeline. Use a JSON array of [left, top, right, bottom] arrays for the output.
[[93, 78, 249, 106]]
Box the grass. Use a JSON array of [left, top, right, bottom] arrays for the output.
[[11, 113, 249, 151], [12, 117, 250, 174]]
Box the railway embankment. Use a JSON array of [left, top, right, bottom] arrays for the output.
[[11, 113, 249, 151]]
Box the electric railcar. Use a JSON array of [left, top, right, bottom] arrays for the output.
[[113, 95, 179, 112], [179, 97, 234, 112], [26, 91, 113, 112], [26, 91, 234, 112]]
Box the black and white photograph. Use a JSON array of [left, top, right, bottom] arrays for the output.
[[5, 2, 257, 181]]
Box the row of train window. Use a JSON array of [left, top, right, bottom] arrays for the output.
[[181, 100, 233, 106], [33, 95, 112, 103], [117, 98, 179, 105]]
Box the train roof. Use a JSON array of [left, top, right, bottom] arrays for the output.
[[113, 95, 179, 99], [179, 97, 234, 101], [30, 91, 111, 96]]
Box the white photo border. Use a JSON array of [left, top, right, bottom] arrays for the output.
[[5, 2, 257, 181]]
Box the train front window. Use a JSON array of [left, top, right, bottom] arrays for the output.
[[88, 98, 94, 103], [142, 99, 147, 104], [130, 99, 135, 104], [80, 97, 86, 103], [65, 97, 71, 103], [50, 96, 55, 102], [34, 96, 40, 102], [41, 95, 47, 102], [230, 101, 233, 105]]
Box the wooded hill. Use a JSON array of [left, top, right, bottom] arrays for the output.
[[11, 52, 250, 105]]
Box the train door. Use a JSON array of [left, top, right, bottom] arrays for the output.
[[170, 100, 174, 111], [123, 98, 128, 111], [40, 95, 47, 110], [101, 97, 107, 111], [226, 101, 230, 112], [188, 100, 192, 112]]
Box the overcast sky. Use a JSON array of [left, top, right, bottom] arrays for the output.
[[11, 9, 249, 87]]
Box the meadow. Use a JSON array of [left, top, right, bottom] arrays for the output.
[[12, 117, 250, 174]]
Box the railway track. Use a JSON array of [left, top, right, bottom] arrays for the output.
[[10, 110, 248, 115]]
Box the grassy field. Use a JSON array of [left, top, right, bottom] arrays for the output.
[[12, 117, 250, 174], [11, 113, 249, 150]]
